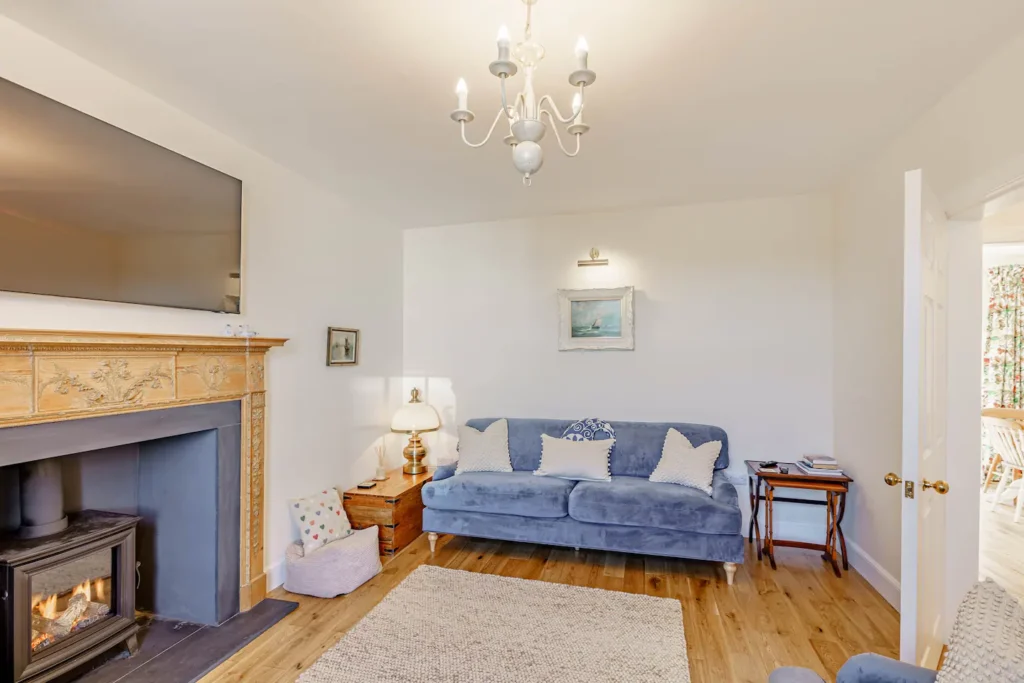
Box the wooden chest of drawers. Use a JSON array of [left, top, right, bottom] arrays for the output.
[[342, 467, 433, 560]]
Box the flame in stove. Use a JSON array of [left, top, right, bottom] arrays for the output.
[[72, 580, 92, 602], [33, 593, 58, 620], [94, 578, 106, 602]]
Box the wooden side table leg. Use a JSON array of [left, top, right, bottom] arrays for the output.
[[748, 474, 755, 544], [753, 477, 763, 560], [823, 492, 841, 578], [837, 490, 849, 571], [766, 485, 776, 570], [823, 489, 834, 553]]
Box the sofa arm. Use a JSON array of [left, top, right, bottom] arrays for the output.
[[432, 462, 457, 482], [837, 654, 937, 683]]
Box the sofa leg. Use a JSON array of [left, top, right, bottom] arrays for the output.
[[724, 562, 737, 586], [428, 532, 438, 554]]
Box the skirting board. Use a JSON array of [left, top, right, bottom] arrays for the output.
[[267, 558, 286, 591], [847, 538, 901, 609]]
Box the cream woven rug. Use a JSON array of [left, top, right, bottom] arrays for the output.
[[298, 565, 690, 682]]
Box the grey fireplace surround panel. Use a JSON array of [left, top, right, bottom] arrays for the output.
[[0, 402, 241, 626]]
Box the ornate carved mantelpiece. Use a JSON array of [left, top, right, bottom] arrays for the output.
[[0, 329, 287, 611]]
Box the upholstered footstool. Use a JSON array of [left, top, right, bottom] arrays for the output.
[[768, 668, 825, 683], [284, 525, 382, 598]]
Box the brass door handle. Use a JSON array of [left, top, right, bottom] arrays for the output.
[[921, 479, 949, 494], [884, 473, 902, 486]]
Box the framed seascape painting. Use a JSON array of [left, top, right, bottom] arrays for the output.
[[327, 327, 359, 366], [557, 287, 634, 351]]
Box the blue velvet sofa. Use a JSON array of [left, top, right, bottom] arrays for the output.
[[421, 418, 744, 583]]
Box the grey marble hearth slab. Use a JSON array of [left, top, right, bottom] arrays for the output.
[[68, 598, 297, 683]]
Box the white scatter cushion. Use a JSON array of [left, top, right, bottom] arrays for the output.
[[288, 487, 352, 555], [455, 419, 513, 475], [936, 579, 1024, 683], [534, 433, 613, 481], [649, 428, 721, 495]]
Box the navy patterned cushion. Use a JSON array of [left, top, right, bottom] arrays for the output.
[[562, 418, 615, 442]]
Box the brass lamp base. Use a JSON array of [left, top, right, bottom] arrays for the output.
[[402, 432, 428, 475]]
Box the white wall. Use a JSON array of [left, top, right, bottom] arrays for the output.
[[0, 17, 404, 588], [404, 194, 835, 533], [833, 29, 1024, 610]]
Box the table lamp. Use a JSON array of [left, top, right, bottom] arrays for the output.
[[391, 388, 440, 475]]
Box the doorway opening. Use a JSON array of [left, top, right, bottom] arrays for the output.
[[979, 201, 1024, 602]]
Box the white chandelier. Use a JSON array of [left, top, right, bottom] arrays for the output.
[[450, 0, 596, 186]]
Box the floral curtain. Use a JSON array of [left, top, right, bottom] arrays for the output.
[[983, 265, 1024, 408]]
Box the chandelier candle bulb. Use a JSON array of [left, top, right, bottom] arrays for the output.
[[497, 25, 511, 62], [575, 36, 589, 70], [456, 78, 468, 110]]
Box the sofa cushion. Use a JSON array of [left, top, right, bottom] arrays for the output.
[[568, 471, 741, 535], [561, 418, 615, 442], [535, 434, 613, 481], [421, 471, 576, 518], [649, 428, 721, 494], [455, 419, 512, 475]]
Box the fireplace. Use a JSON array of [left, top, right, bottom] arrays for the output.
[[1, 511, 139, 683]]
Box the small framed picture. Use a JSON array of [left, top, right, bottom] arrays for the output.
[[557, 287, 635, 351], [326, 327, 359, 366]]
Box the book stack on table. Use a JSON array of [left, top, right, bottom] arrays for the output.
[[795, 454, 845, 477]]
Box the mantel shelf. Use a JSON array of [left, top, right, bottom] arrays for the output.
[[0, 328, 287, 351]]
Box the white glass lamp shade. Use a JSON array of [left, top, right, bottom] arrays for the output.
[[391, 389, 440, 433]]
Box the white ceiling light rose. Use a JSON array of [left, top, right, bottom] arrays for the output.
[[450, 0, 596, 186]]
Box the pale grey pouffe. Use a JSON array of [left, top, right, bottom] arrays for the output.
[[769, 668, 826, 683], [284, 525, 382, 598]]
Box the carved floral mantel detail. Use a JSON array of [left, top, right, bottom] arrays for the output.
[[0, 329, 287, 612], [38, 359, 174, 407]]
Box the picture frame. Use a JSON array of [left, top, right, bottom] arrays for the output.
[[557, 286, 635, 351], [326, 327, 360, 366]]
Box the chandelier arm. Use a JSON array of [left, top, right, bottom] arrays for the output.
[[538, 87, 585, 125], [541, 109, 582, 157], [499, 77, 519, 121], [461, 109, 508, 148]]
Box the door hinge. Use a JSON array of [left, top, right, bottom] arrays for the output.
[[905, 480, 915, 499]]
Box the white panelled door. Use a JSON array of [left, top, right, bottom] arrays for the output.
[[898, 168, 950, 667]]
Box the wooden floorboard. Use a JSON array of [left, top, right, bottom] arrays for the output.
[[981, 495, 1024, 601], [201, 534, 898, 683]]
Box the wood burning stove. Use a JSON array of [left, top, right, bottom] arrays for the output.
[[1, 511, 140, 683]]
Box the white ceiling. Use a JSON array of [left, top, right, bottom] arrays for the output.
[[987, 201, 1024, 228], [2, 0, 1024, 227]]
